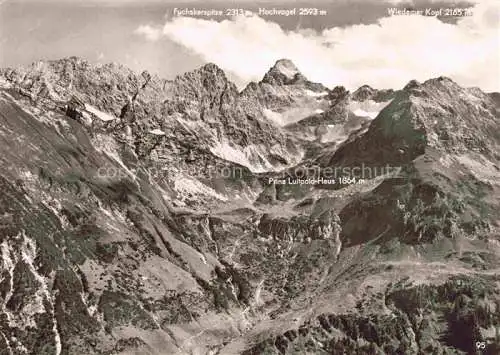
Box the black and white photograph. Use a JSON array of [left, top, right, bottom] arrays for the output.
[[0, 0, 499, 354]]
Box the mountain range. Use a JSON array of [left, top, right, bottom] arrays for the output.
[[0, 57, 499, 355]]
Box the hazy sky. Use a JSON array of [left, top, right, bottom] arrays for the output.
[[1, 0, 498, 91]]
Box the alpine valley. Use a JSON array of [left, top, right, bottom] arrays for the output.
[[0, 57, 499, 355]]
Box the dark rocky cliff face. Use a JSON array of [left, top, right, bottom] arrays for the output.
[[0, 58, 499, 355], [351, 84, 396, 103]]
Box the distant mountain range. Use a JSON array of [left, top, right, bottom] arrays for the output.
[[0, 57, 499, 354]]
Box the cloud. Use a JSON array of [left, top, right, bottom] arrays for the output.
[[134, 25, 162, 41], [135, 0, 499, 91]]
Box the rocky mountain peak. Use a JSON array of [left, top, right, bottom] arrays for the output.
[[328, 86, 350, 101], [172, 62, 237, 99], [0, 56, 145, 117], [352, 84, 395, 102], [185, 62, 229, 81], [351, 85, 374, 100], [419, 76, 462, 93], [403, 79, 421, 91], [262, 58, 304, 86], [239, 59, 330, 126], [270, 59, 300, 75], [321, 74, 499, 171]]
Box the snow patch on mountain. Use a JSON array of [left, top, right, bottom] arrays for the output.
[[209, 141, 273, 173], [209, 139, 302, 173], [174, 175, 228, 202], [0, 76, 12, 89], [274, 60, 299, 79], [349, 99, 392, 119], [175, 115, 203, 132], [264, 106, 327, 127], [0, 241, 15, 323], [84, 104, 116, 121], [149, 128, 165, 136], [263, 109, 285, 126], [319, 125, 349, 144], [351, 108, 378, 119], [5, 232, 62, 354], [304, 89, 328, 97]]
